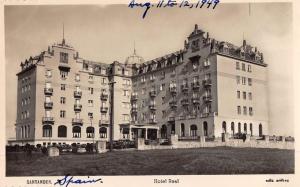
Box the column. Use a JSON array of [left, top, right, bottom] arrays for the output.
[[145, 128, 148, 140]]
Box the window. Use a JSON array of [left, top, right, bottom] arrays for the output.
[[161, 71, 165, 79], [102, 78, 107, 84], [123, 79, 131, 86], [60, 110, 66, 118], [72, 126, 81, 138], [162, 96, 165, 103], [247, 65, 252, 72], [204, 59, 210, 67], [123, 90, 129, 96], [242, 63, 246, 71], [86, 127, 95, 138], [190, 125, 197, 137], [60, 97, 66, 104], [243, 92, 246, 100], [88, 100, 93, 107], [242, 77, 246, 85], [141, 88, 145, 95], [236, 76, 240, 84], [99, 127, 107, 138], [88, 75, 94, 82], [88, 87, 93, 94], [237, 91, 240, 99], [249, 107, 253, 116], [75, 74, 80, 81], [248, 78, 252, 86], [150, 74, 156, 81], [46, 70, 52, 78], [162, 110, 166, 117], [236, 61, 240, 70], [237, 106, 241, 115], [60, 52, 68, 63], [160, 83, 165, 91], [123, 114, 130, 121], [42, 125, 52, 137], [60, 71, 68, 79], [243, 106, 247, 115], [248, 92, 252, 100], [61, 84, 66, 91], [58, 125, 67, 137]]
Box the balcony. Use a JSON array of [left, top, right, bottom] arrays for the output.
[[58, 62, 71, 71], [42, 117, 54, 124], [131, 106, 138, 113], [169, 100, 177, 109], [100, 106, 109, 113], [99, 119, 109, 125], [181, 99, 189, 106], [72, 118, 83, 125], [169, 87, 177, 95], [131, 94, 138, 101], [149, 119, 157, 124], [203, 95, 212, 102], [44, 88, 53, 95], [44, 102, 53, 109], [191, 81, 201, 89], [131, 120, 138, 125], [188, 114, 197, 119], [74, 90, 82, 98], [149, 90, 157, 97], [191, 97, 200, 104], [181, 84, 189, 92], [179, 116, 186, 120], [202, 79, 212, 87], [100, 93, 108, 100], [149, 104, 156, 111], [168, 117, 175, 122], [74, 104, 82, 111]]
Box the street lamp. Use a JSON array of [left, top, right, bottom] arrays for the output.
[[108, 81, 116, 152]]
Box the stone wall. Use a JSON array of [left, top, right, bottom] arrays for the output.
[[135, 135, 294, 150]]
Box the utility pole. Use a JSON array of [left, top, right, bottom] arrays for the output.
[[108, 81, 116, 151]]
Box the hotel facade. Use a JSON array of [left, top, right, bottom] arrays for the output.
[[14, 25, 269, 146]]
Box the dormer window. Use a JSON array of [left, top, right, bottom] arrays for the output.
[[60, 52, 68, 63]]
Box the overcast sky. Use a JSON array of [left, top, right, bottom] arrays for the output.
[[5, 3, 293, 139]]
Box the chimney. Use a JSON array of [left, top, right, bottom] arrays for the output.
[[243, 39, 246, 47], [206, 32, 209, 39], [195, 24, 198, 31]]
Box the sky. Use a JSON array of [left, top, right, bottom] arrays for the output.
[[4, 3, 294, 139]]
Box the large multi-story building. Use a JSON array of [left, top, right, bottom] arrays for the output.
[[14, 24, 268, 146]]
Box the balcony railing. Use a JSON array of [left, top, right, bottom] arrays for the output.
[[191, 97, 200, 104], [149, 104, 156, 110], [202, 79, 212, 87], [74, 90, 82, 98], [181, 99, 189, 106], [44, 102, 53, 109], [181, 84, 189, 92], [149, 90, 157, 97], [100, 106, 109, 113], [74, 104, 82, 111], [72, 118, 83, 124], [44, 88, 53, 95], [42, 117, 54, 123], [100, 93, 108, 100], [191, 81, 201, 89], [149, 119, 157, 124], [203, 95, 212, 102], [168, 117, 175, 122], [131, 94, 138, 101], [188, 114, 197, 119], [169, 100, 177, 109], [169, 87, 177, 95], [99, 119, 109, 125]]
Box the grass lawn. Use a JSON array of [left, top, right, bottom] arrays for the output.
[[6, 147, 294, 176]]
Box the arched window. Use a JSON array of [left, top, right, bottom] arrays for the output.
[[180, 123, 185, 137], [99, 127, 107, 138], [86, 127, 95, 138], [259, 124, 263, 137], [222, 121, 227, 133], [203, 121, 208, 136], [73, 126, 81, 138], [43, 125, 52, 137], [250, 123, 253, 136], [238, 123, 241, 134], [190, 125, 197, 137], [244, 123, 247, 133], [24, 126, 27, 138], [58, 125, 67, 137], [161, 125, 167, 139], [231, 122, 235, 135]]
